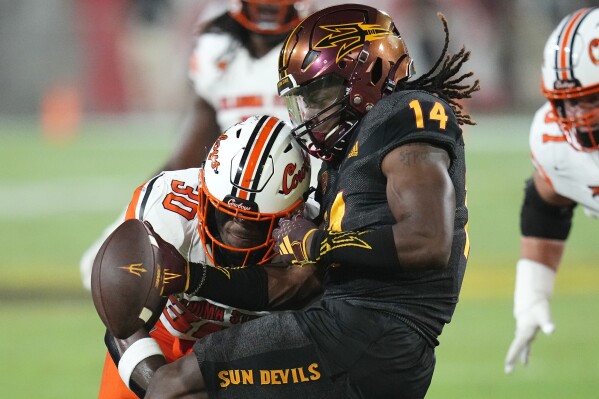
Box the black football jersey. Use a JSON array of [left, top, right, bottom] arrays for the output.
[[318, 90, 469, 346]]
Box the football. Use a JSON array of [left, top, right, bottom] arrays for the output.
[[91, 219, 180, 339]]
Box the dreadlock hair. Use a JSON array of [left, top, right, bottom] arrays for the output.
[[401, 13, 480, 126]]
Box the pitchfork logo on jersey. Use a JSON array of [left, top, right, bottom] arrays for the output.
[[314, 22, 393, 63], [318, 230, 373, 257], [589, 185, 599, 197]]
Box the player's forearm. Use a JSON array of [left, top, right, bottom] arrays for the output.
[[310, 225, 450, 271], [186, 262, 321, 310], [520, 236, 564, 271], [264, 263, 323, 309], [186, 263, 269, 310], [310, 227, 401, 270], [130, 355, 167, 395], [105, 329, 166, 398], [146, 355, 204, 398]]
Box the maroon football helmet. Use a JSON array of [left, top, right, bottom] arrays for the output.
[[229, 0, 309, 35], [277, 4, 414, 161]]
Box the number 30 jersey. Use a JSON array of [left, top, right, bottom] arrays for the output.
[[125, 168, 270, 341]]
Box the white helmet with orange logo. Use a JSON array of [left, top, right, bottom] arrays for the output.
[[541, 7, 599, 150], [198, 115, 311, 267]]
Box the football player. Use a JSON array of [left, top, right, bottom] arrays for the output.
[[164, 0, 312, 171], [79, 0, 317, 291], [97, 115, 321, 398], [505, 7, 599, 374], [144, 4, 479, 398]]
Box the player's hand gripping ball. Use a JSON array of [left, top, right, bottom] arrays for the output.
[[273, 213, 319, 266], [91, 219, 189, 339]]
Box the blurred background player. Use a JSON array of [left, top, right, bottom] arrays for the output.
[[98, 115, 321, 398], [79, 0, 314, 291], [163, 0, 312, 171], [504, 7, 599, 374]]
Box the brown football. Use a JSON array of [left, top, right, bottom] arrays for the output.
[[91, 219, 167, 339]]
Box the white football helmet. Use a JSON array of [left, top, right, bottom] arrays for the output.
[[229, 0, 310, 34], [541, 7, 599, 151], [198, 115, 311, 267]]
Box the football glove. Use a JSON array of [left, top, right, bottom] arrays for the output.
[[504, 258, 556, 374], [273, 214, 318, 266], [143, 221, 190, 296]]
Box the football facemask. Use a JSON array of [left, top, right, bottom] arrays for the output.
[[283, 74, 358, 160]]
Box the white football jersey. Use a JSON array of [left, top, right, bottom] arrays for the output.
[[127, 168, 270, 341], [529, 102, 599, 218], [189, 32, 288, 130]]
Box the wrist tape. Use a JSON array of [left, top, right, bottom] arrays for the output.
[[311, 225, 401, 270], [118, 338, 164, 389]]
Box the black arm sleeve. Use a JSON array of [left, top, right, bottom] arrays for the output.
[[186, 264, 269, 311], [520, 178, 575, 240], [311, 226, 401, 270]]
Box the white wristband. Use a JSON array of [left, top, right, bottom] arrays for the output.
[[514, 258, 556, 316], [118, 338, 164, 388]]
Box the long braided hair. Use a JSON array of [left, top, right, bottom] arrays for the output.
[[401, 13, 480, 126]]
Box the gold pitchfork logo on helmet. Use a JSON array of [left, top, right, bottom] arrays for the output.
[[314, 22, 394, 63]]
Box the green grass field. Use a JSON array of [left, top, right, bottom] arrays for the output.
[[1, 114, 598, 398]]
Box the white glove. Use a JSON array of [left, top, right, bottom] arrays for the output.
[[504, 259, 556, 374]]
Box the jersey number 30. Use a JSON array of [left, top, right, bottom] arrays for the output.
[[163, 180, 198, 220]]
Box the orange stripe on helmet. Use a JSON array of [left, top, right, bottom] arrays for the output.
[[559, 9, 589, 80], [237, 116, 279, 200]]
